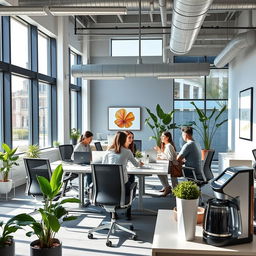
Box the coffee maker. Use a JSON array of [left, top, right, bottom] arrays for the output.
[[203, 166, 254, 246]]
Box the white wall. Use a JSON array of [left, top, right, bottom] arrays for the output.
[[228, 10, 256, 156]]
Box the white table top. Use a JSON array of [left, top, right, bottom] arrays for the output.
[[51, 160, 168, 176], [152, 210, 256, 256]]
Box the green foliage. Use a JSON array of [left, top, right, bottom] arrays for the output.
[[188, 102, 228, 150], [12, 164, 80, 248], [13, 129, 29, 140], [145, 104, 176, 146], [53, 141, 60, 148], [25, 144, 41, 159], [0, 143, 19, 182], [135, 151, 143, 159], [172, 181, 200, 200], [0, 214, 32, 247], [70, 128, 80, 140]]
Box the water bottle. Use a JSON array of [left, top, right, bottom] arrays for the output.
[[145, 154, 150, 165]]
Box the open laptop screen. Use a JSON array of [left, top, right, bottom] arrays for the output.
[[73, 152, 91, 165]]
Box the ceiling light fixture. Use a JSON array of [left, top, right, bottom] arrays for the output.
[[158, 75, 203, 79], [84, 77, 125, 80], [49, 7, 127, 16], [0, 6, 47, 16], [0, 6, 127, 16]]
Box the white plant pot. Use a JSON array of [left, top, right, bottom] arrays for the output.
[[0, 179, 13, 194], [176, 197, 199, 241]]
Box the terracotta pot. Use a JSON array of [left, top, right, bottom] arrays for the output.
[[173, 206, 205, 224], [0, 239, 15, 256], [201, 149, 209, 161], [30, 239, 62, 256]]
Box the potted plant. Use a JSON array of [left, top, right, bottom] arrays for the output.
[[70, 128, 80, 145], [145, 104, 176, 147], [53, 141, 60, 148], [25, 144, 41, 159], [0, 144, 19, 194], [189, 102, 228, 159], [172, 181, 200, 241], [134, 151, 143, 161], [0, 215, 24, 256], [13, 164, 80, 256]]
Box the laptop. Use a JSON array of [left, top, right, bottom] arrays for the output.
[[144, 149, 157, 163], [73, 152, 91, 165], [92, 151, 106, 163]]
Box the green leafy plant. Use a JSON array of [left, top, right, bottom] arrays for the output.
[[13, 164, 80, 248], [25, 144, 41, 159], [0, 143, 19, 182], [53, 141, 60, 148], [70, 128, 80, 140], [172, 181, 200, 200], [188, 102, 228, 150], [135, 151, 143, 159], [145, 104, 176, 146]]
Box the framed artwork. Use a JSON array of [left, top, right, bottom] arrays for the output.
[[239, 87, 253, 141], [108, 107, 141, 131]]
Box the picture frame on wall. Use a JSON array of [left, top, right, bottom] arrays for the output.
[[108, 107, 141, 131], [239, 87, 253, 141]]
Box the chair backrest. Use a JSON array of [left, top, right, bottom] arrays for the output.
[[59, 144, 74, 161], [134, 140, 142, 152], [202, 150, 215, 181], [91, 164, 125, 207], [24, 158, 51, 196], [94, 142, 103, 151], [252, 149, 256, 160]]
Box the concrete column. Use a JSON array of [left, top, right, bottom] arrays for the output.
[[57, 16, 70, 143]]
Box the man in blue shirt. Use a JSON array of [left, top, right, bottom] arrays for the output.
[[177, 126, 203, 180]]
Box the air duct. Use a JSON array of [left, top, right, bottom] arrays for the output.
[[71, 63, 210, 79], [214, 30, 256, 68], [170, 0, 214, 55], [18, 0, 256, 11]]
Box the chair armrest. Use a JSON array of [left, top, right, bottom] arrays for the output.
[[182, 166, 198, 181]]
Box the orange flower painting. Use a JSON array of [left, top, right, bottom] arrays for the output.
[[114, 108, 135, 128]]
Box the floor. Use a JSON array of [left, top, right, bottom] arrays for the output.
[[0, 165, 218, 256]]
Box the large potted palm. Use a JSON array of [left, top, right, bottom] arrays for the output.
[[145, 104, 176, 147], [13, 164, 80, 256], [189, 102, 228, 159], [0, 144, 19, 194]]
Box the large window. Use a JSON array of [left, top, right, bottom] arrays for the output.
[[70, 51, 77, 85], [173, 69, 228, 158], [11, 18, 29, 69], [38, 32, 50, 76], [0, 73, 3, 147], [39, 83, 51, 148], [111, 39, 162, 57], [12, 75, 30, 153], [70, 90, 78, 129]]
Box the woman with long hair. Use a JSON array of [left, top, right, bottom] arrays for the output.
[[102, 131, 142, 219], [155, 131, 179, 196]]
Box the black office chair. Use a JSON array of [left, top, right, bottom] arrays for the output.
[[24, 158, 69, 200], [252, 149, 256, 160], [88, 164, 137, 247], [94, 142, 103, 151], [182, 150, 215, 204], [133, 140, 142, 152]]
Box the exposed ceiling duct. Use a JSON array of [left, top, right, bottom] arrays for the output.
[[71, 63, 210, 79], [18, 0, 256, 10], [214, 30, 256, 68], [169, 0, 214, 55]]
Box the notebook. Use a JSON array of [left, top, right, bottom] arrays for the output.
[[73, 152, 91, 165]]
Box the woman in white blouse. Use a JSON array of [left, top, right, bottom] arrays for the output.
[[155, 131, 179, 196]]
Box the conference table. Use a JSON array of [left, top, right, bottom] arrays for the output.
[[51, 160, 169, 211]]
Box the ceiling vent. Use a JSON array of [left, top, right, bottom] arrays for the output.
[[214, 30, 256, 68], [71, 63, 210, 79]]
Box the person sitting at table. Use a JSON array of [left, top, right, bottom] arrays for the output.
[[177, 126, 202, 180], [72, 130, 93, 187], [102, 131, 143, 220], [124, 131, 136, 183], [155, 131, 179, 196]]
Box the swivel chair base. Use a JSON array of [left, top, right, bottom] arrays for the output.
[[88, 213, 137, 247]]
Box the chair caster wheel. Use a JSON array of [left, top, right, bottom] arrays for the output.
[[88, 233, 93, 239], [106, 241, 112, 247], [132, 235, 137, 240], [130, 225, 134, 231]]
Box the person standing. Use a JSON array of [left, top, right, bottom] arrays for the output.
[[177, 126, 202, 180]]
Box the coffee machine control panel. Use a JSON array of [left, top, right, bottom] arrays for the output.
[[214, 170, 234, 186]]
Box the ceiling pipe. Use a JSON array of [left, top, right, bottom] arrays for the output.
[[71, 63, 210, 79], [159, 0, 168, 63], [18, 0, 256, 10], [170, 0, 214, 55], [214, 30, 256, 68]]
